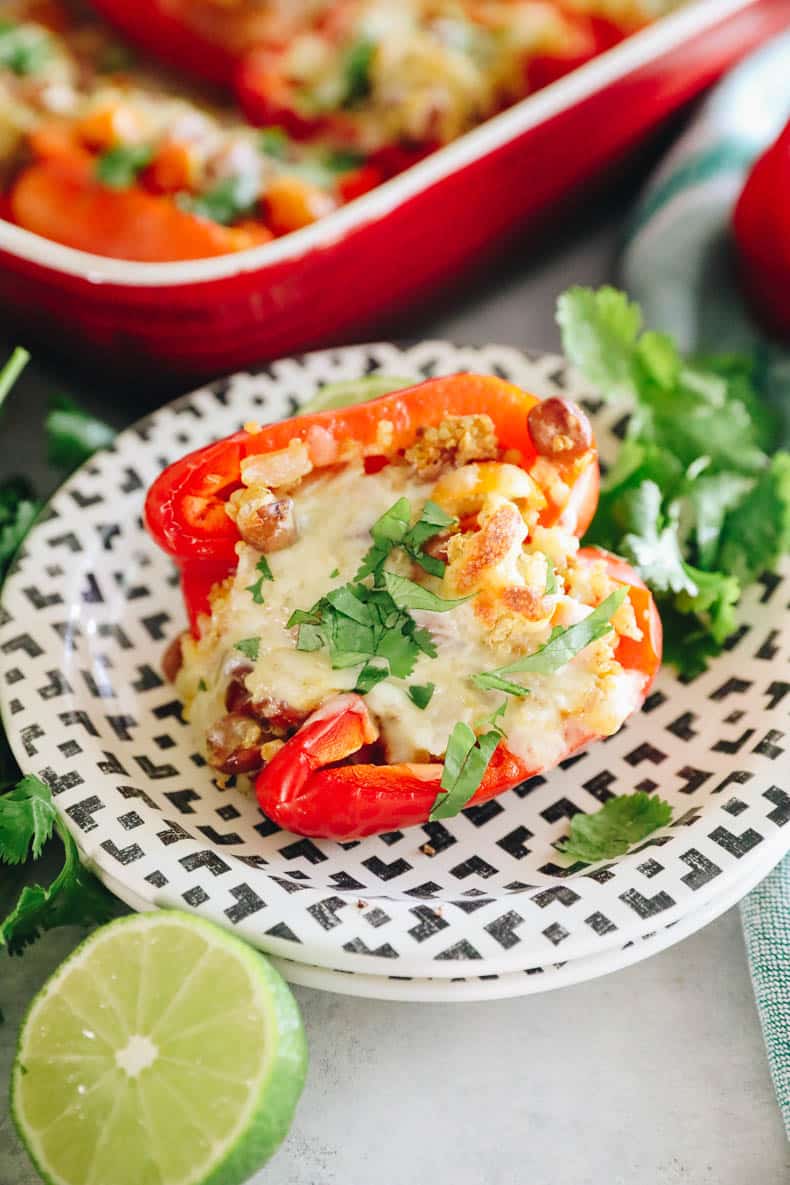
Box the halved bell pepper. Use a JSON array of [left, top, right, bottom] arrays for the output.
[[9, 122, 273, 262], [255, 547, 662, 839], [144, 373, 601, 629]]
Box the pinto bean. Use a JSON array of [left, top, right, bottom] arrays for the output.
[[206, 713, 264, 775], [162, 632, 186, 683], [237, 496, 298, 552], [528, 397, 592, 458]]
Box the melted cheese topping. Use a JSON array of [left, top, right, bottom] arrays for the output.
[[178, 458, 646, 775]]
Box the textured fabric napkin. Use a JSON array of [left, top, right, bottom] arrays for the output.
[[620, 31, 790, 1136]]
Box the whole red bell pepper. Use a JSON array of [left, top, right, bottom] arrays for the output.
[[255, 547, 662, 839], [145, 374, 601, 630], [733, 117, 790, 342]]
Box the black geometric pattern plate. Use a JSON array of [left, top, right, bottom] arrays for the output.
[[1, 342, 788, 980]]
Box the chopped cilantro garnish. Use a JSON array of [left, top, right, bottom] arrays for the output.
[[330, 567, 340, 578], [473, 588, 627, 696], [95, 144, 154, 189], [288, 497, 462, 690], [323, 148, 366, 172], [429, 717, 503, 821], [259, 126, 289, 159], [558, 285, 790, 677], [235, 637, 261, 661], [342, 38, 375, 106], [555, 792, 672, 863], [180, 175, 259, 226], [197, 678, 208, 692], [381, 571, 469, 613], [543, 555, 557, 595], [0, 22, 51, 76], [246, 555, 274, 604], [356, 497, 456, 580], [408, 683, 435, 709]]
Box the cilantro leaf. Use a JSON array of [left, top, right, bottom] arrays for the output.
[[381, 571, 469, 613], [95, 143, 154, 189], [408, 683, 435, 709], [0, 478, 40, 580], [0, 776, 55, 864], [430, 723, 501, 821], [473, 588, 627, 693], [558, 285, 790, 676], [180, 175, 259, 225], [343, 38, 375, 106], [715, 452, 790, 585], [555, 792, 672, 863], [1, 777, 118, 955], [259, 126, 289, 158], [556, 285, 644, 400], [356, 497, 411, 579], [617, 481, 696, 597], [46, 395, 115, 470], [246, 555, 274, 604], [235, 637, 260, 660], [0, 22, 51, 75]]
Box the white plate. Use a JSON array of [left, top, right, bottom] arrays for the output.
[[2, 342, 788, 982], [95, 832, 778, 1002]]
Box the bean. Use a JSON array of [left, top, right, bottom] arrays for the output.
[[162, 632, 186, 683], [206, 713, 263, 775], [528, 397, 592, 457], [237, 496, 298, 552]]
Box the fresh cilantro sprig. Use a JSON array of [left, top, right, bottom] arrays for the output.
[[0, 347, 120, 957], [1, 777, 118, 954], [558, 286, 790, 677], [46, 395, 116, 470], [555, 792, 672, 863], [472, 588, 627, 697]]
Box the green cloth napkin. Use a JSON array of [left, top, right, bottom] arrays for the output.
[[621, 32, 790, 1137]]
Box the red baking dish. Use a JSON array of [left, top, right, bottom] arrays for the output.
[[0, 0, 786, 382]]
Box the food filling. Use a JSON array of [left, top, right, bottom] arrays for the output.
[[0, 0, 684, 259], [173, 406, 647, 789]]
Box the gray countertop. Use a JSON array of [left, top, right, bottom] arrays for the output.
[[1, 198, 788, 1185]]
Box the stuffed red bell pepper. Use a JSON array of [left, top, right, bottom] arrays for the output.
[[146, 374, 661, 840], [91, 0, 648, 152]]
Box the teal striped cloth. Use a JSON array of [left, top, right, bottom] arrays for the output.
[[621, 32, 790, 1137]]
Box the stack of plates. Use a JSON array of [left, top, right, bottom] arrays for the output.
[[2, 343, 787, 1001]]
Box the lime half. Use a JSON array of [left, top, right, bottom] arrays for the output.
[[11, 911, 307, 1185]]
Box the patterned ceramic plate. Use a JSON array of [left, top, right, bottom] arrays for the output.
[[96, 847, 775, 1001], [1, 343, 788, 982]]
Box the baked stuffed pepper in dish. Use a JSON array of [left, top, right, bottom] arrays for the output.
[[146, 375, 662, 840]]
